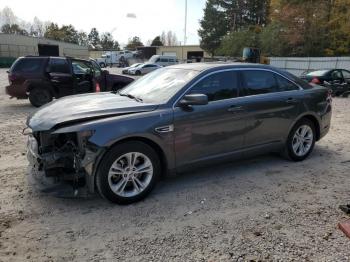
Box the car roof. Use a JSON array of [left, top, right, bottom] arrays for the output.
[[22, 56, 90, 62], [167, 62, 278, 72]]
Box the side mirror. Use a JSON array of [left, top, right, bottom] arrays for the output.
[[179, 94, 208, 107], [103, 70, 110, 75]]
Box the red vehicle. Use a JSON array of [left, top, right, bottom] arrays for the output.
[[6, 56, 134, 107]]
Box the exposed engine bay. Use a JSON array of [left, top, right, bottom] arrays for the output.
[[27, 130, 102, 196]]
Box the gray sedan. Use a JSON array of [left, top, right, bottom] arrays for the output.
[[26, 63, 332, 204]]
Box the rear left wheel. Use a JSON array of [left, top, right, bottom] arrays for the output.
[[285, 118, 316, 161], [96, 141, 161, 204], [29, 88, 53, 107]]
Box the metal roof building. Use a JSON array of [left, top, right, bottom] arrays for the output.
[[0, 33, 89, 67]]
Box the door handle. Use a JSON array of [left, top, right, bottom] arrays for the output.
[[286, 98, 298, 104], [227, 105, 244, 113], [51, 80, 60, 83]]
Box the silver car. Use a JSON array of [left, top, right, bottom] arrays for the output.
[[129, 63, 162, 75]]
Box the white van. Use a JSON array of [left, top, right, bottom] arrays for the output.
[[96, 51, 133, 67], [148, 55, 178, 67]]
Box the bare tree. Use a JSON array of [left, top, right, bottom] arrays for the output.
[[160, 30, 179, 46]]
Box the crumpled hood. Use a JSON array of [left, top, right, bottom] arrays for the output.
[[27, 92, 158, 131]]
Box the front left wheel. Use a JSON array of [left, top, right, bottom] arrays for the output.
[[96, 141, 161, 204]]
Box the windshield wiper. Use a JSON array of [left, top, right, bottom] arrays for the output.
[[118, 93, 143, 102]]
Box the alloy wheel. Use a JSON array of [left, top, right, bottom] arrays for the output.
[[107, 152, 153, 198], [292, 125, 314, 157]]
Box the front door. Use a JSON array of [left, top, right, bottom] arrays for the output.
[[239, 70, 302, 148], [47, 58, 74, 97], [71, 59, 94, 94], [173, 70, 246, 167]]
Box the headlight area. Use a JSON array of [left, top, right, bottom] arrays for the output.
[[33, 129, 100, 194]]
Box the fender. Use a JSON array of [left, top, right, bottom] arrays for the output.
[[286, 111, 321, 142], [24, 79, 57, 96]]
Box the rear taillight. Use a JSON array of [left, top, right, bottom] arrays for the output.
[[311, 77, 321, 84]]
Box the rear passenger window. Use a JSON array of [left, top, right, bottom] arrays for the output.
[[190, 71, 239, 102], [49, 58, 70, 73], [12, 58, 42, 73], [160, 58, 169, 62], [241, 70, 278, 95], [275, 74, 299, 91]]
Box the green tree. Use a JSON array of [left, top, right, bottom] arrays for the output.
[[150, 36, 163, 46], [44, 23, 79, 44], [198, 0, 228, 56], [60, 24, 79, 44], [126, 36, 143, 50], [269, 0, 331, 56], [1, 23, 28, 35], [326, 0, 350, 55], [44, 23, 63, 41], [77, 31, 88, 46], [100, 32, 114, 49], [217, 26, 261, 57], [88, 28, 100, 49]]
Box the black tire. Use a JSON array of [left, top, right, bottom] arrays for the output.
[[100, 62, 106, 68], [28, 88, 53, 107], [284, 118, 316, 161], [96, 141, 161, 204], [136, 70, 141, 76]]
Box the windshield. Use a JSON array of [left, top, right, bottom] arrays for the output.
[[119, 68, 199, 103], [149, 55, 159, 63]]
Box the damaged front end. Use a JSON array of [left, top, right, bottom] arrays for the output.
[[26, 128, 103, 197]]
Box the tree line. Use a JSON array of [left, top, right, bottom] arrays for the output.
[[199, 0, 350, 57], [0, 7, 179, 50]]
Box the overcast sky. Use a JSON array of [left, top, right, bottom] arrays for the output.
[[0, 0, 206, 46]]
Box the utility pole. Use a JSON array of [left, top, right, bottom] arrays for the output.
[[184, 0, 187, 46]]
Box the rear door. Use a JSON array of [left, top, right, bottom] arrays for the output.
[[47, 58, 74, 97], [240, 70, 302, 149], [90, 60, 106, 91]]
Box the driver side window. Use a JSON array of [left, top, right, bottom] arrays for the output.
[[72, 60, 92, 75], [189, 71, 239, 102]]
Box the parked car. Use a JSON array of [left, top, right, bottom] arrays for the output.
[[6, 56, 134, 107], [26, 63, 332, 204], [301, 69, 350, 97], [149, 55, 178, 67], [96, 51, 134, 68], [122, 63, 143, 74], [128, 63, 162, 75]]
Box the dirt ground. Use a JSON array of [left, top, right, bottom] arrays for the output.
[[1, 67, 350, 262]]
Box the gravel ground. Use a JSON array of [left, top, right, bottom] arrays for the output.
[[0, 68, 350, 261]]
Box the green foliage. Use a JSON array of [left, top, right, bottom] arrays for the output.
[[198, 0, 229, 56], [201, 0, 350, 57], [1, 23, 28, 35], [217, 26, 261, 57], [126, 36, 144, 50], [44, 23, 79, 44], [151, 36, 163, 46], [101, 33, 120, 50], [88, 28, 100, 49]]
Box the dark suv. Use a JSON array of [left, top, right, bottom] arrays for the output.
[[6, 56, 134, 107], [26, 63, 332, 204]]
